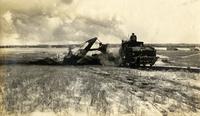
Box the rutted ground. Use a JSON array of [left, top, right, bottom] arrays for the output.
[[0, 65, 200, 116]]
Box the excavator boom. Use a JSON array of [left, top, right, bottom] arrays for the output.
[[63, 37, 107, 65]]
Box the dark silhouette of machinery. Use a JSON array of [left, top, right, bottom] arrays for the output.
[[63, 37, 108, 65], [30, 34, 157, 67], [119, 33, 158, 67], [30, 37, 110, 65]]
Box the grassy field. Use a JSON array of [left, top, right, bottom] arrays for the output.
[[0, 65, 200, 116], [0, 48, 200, 116], [157, 50, 200, 67]]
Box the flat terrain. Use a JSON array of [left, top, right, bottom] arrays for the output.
[[157, 50, 200, 67], [1, 65, 200, 116], [0, 48, 200, 116], [0, 48, 200, 67]]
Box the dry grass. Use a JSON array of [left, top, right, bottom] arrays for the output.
[[0, 48, 200, 116], [157, 50, 200, 67], [0, 65, 199, 116]]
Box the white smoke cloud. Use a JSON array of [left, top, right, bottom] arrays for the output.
[[0, 0, 125, 45]]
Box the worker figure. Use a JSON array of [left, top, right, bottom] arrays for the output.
[[125, 33, 137, 47], [119, 33, 139, 66], [121, 33, 141, 51], [130, 33, 137, 42]]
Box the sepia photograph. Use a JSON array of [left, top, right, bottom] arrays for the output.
[[0, 0, 200, 116]]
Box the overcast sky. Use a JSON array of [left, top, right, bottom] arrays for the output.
[[0, 0, 200, 45]]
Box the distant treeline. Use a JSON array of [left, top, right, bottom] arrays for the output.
[[0, 44, 200, 48]]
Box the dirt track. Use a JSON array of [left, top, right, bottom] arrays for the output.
[[0, 65, 200, 116]]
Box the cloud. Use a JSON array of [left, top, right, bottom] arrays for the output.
[[53, 15, 125, 43], [0, 0, 125, 45], [1, 0, 200, 44]]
